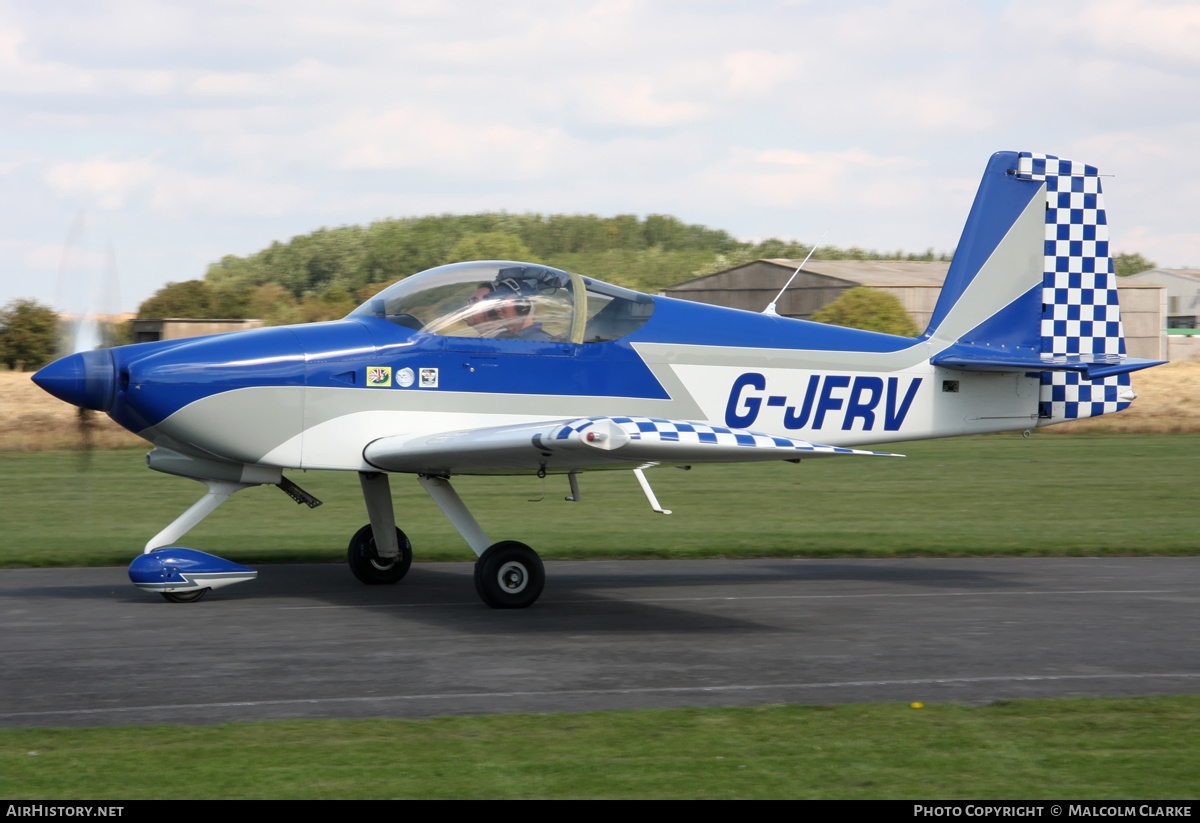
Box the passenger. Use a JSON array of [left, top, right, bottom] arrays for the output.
[[464, 283, 498, 331], [467, 278, 553, 341]]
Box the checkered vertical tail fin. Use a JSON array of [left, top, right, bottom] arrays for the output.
[[1024, 153, 1130, 423], [925, 151, 1158, 425]]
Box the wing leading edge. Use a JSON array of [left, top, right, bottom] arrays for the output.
[[363, 416, 902, 476]]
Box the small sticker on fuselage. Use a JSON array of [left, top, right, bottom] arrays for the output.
[[419, 368, 439, 388], [367, 366, 392, 387], [397, 367, 415, 388]]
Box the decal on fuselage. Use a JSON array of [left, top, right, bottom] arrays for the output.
[[367, 366, 392, 387], [725, 372, 922, 432]]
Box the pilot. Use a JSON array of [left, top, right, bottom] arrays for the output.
[[467, 278, 553, 341], [464, 283, 498, 331]]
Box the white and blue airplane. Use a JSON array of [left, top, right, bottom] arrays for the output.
[[33, 151, 1164, 608]]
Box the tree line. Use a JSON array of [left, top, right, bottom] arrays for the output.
[[136, 212, 957, 325], [1, 210, 1161, 370]]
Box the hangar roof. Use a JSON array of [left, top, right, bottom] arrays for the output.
[[666, 259, 952, 293], [761, 259, 951, 287]]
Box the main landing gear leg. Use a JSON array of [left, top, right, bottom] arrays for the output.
[[418, 474, 545, 609], [349, 471, 412, 585]]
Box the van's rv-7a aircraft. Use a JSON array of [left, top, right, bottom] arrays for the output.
[[33, 151, 1165, 608]]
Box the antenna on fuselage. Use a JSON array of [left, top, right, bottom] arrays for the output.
[[763, 229, 828, 317]]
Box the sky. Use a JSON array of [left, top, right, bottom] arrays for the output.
[[2, 0, 1198, 314]]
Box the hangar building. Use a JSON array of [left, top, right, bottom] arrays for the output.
[[131, 318, 265, 344]]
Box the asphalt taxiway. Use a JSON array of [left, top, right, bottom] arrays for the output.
[[2, 557, 1197, 727]]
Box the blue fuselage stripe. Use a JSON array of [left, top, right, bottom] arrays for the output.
[[104, 293, 923, 433]]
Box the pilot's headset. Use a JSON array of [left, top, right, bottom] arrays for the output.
[[491, 275, 537, 316]]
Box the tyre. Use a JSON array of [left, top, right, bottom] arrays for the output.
[[474, 541, 544, 609], [161, 588, 208, 603], [348, 524, 413, 584]]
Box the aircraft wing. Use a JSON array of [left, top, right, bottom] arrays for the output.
[[363, 416, 901, 475]]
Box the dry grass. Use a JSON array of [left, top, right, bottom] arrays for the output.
[[3, 361, 1199, 452], [0, 370, 143, 451], [1047, 361, 1200, 433]]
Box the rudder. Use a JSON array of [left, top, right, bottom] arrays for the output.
[[1023, 153, 1130, 423], [926, 151, 1162, 425]]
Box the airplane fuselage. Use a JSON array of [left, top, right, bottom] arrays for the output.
[[74, 293, 1043, 476]]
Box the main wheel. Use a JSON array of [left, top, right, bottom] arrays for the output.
[[474, 541, 544, 609], [161, 588, 208, 603], [348, 524, 413, 584]]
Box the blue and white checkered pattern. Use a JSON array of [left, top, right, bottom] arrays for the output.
[[1018, 152, 1131, 421], [558, 416, 863, 454]]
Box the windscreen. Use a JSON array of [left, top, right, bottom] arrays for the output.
[[350, 261, 576, 342], [350, 261, 655, 343]]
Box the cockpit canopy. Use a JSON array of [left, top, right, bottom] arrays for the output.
[[348, 261, 654, 344]]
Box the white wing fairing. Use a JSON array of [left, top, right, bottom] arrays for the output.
[[363, 415, 899, 476]]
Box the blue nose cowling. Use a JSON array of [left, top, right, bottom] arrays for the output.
[[31, 349, 117, 412]]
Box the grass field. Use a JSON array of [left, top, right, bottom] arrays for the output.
[[1, 433, 1196, 568], [2, 698, 1197, 799]]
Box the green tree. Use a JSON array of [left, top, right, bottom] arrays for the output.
[[445, 232, 538, 264], [687, 248, 760, 279], [111, 320, 133, 347], [0, 298, 58, 370], [356, 218, 459, 287], [195, 211, 958, 320], [204, 253, 270, 292], [1113, 252, 1156, 277], [810, 288, 920, 336], [245, 284, 296, 323], [138, 280, 217, 318]]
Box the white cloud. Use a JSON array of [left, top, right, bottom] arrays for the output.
[[45, 159, 159, 210], [147, 171, 310, 219], [1012, 0, 1200, 71], [567, 75, 709, 128], [44, 156, 307, 217], [0, 22, 96, 95], [22, 240, 107, 274], [329, 108, 578, 178], [723, 51, 803, 95], [718, 147, 916, 206], [869, 87, 1001, 133]]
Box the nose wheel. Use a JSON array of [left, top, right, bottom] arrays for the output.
[[348, 524, 413, 584], [162, 588, 209, 603], [474, 541, 544, 609]]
